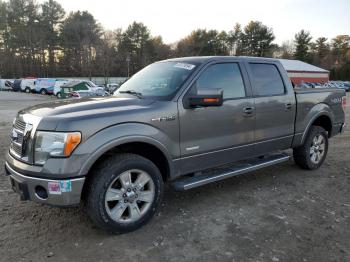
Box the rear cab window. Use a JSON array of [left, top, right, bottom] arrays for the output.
[[249, 63, 285, 96]]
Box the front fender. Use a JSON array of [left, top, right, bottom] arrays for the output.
[[74, 123, 177, 176]]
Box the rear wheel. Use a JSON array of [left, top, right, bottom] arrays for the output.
[[86, 153, 164, 234], [293, 126, 328, 170], [56, 92, 61, 98], [40, 89, 47, 95], [25, 87, 31, 93]]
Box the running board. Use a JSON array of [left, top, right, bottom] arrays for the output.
[[172, 153, 290, 191]]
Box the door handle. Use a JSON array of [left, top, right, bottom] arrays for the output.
[[285, 103, 292, 110], [243, 106, 255, 116]]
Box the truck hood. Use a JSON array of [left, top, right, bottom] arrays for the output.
[[18, 96, 159, 135], [19, 96, 155, 118]]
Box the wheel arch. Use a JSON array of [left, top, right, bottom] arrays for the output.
[[301, 112, 333, 144], [79, 136, 174, 183]]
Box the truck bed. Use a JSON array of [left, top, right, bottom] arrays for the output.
[[294, 87, 346, 143]]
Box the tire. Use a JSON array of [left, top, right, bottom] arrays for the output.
[[40, 89, 47, 95], [56, 92, 61, 98], [86, 153, 164, 234], [293, 126, 328, 170], [25, 87, 31, 93]]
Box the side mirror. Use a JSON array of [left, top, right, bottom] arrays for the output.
[[186, 88, 223, 108]]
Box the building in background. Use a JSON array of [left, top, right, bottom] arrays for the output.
[[279, 59, 329, 85]]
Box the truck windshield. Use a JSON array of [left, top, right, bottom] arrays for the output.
[[115, 61, 198, 100]]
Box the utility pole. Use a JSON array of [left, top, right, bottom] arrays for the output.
[[126, 54, 130, 78]]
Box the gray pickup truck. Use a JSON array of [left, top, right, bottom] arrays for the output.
[[5, 56, 346, 233]]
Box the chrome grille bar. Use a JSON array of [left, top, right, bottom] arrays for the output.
[[9, 114, 42, 164]]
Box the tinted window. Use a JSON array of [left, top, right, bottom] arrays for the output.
[[249, 63, 285, 96], [195, 63, 245, 99]]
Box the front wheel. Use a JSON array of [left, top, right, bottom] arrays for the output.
[[293, 126, 328, 170], [86, 153, 164, 234]]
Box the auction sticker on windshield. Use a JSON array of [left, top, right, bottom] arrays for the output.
[[174, 63, 196, 70]]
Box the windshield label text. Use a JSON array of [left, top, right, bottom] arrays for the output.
[[174, 63, 196, 70]]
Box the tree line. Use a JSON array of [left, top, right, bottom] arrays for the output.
[[0, 0, 349, 80]]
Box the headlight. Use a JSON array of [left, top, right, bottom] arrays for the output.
[[34, 131, 81, 165]]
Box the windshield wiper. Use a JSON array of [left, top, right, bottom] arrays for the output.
[[119, 90, 143, 99]]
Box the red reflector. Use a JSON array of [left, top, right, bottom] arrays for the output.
[[203, 98, 219, 103]]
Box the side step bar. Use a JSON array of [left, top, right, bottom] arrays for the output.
[[172, 153, 290, 191]]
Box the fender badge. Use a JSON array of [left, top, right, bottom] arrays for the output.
[[151, 115, 176, 122]]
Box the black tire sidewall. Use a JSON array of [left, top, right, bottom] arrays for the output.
[[88, 154, 163, 233]]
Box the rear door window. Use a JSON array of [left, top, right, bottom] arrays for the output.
[[249, 63, 285, 96]]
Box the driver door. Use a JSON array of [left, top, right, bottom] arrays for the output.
[[177, 62, 255, 173]]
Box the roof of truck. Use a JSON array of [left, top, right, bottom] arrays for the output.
[[165, 56, 280, 64], [165, 56, 329, 73]]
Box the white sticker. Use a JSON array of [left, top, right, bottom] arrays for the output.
[[174, 63, 196, 70], [48, 182, 61, 195]]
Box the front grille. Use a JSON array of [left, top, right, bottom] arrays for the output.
[[16, 132, 24, 144], [9, 115, 40, 164], [10, 118, 27, 159], [14, 119, 26, 131], [11, 143, 22, 156]]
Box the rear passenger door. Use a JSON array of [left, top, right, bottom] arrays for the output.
[[246, 62, 296, 155]]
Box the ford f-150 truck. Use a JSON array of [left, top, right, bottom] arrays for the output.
[[4, 56, 346, 233]]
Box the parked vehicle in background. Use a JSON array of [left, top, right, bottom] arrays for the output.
[[95, 88, 109, 96], [33, 78, 55, 95], [68, 89, 108, 99], [0, 79, 14, 91], [105, 83, 120, 94], [295, 82, 312, 89], [53, 79, 69, 98], [343, 82, 350, 92], [20, 78, 37, 93], [314, 82, 326, 88], [305, 82, 316, 88], [59, 80, 105, 98], [295, 81, 350, 90], [68, 90, 95, 99], [332, 81, 350, 92], [5, 56, 346, 233], [12, 79, 22, 92]]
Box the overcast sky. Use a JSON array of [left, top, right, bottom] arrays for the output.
[[44, 0, 350, 44]]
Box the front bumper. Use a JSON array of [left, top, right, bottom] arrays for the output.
[[4, 161, 85, 207]]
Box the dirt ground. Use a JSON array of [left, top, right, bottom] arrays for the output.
[[0, 91, 349, 262]]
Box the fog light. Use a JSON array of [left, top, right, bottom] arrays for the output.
[[35, 185, 48, 200]]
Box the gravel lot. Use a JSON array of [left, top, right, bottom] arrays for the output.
[[0, 91, 349, 262]]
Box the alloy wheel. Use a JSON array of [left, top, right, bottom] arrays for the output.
[[310, 134, 326, 164], [104, 169, 155, 223]]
